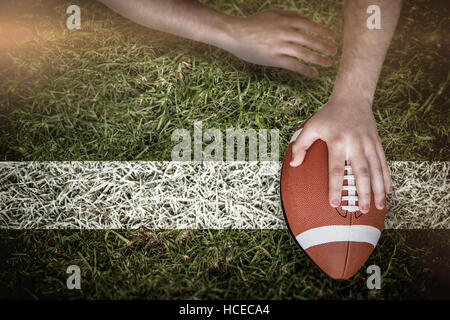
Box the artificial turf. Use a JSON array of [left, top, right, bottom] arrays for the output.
[[0, 0, 449, 300]]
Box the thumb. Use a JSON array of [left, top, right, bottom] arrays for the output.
[[289, 126, 318, 167]]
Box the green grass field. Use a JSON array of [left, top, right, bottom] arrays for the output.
[[0, 0, 449, 299], [0, 229, 448, 299], [0, 0, 448, 161]]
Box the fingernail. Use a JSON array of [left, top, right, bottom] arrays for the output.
[[331, 198, 340, 206], [378, 200, 385, 209], [289, 161, 299, 167], [387, 187, 393, 194], [361, 204, 369, 212]]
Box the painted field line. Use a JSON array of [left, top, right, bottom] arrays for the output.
[[0, 161, 448, 229]]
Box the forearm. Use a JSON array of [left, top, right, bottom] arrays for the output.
[[331, 0, 401, 107], [99, 0, 234, 48], [99, 1, 338, 76]]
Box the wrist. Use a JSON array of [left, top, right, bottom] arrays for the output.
[[196, 12, 240, 50], [330, 74, 375, 111], [330, 62, 379, 111], [328, 91, 373, 112]]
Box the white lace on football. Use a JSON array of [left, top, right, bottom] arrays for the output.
[[341, 161, 359, 212]]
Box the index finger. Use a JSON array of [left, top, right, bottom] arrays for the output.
[[328, 145, 346, 208]]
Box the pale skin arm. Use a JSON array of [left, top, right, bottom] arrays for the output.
[[291, 0, 401, 213], [99, 0, 337, 77], [99, 0, 400, 213]]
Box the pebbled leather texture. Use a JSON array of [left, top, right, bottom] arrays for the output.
[[280, 123, 386, 279]]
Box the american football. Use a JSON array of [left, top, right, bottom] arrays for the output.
[[281, 123, 386, 279], [0, 0, 448, 304]]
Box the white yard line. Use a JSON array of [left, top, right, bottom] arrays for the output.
[[0, 161, 448, 229]]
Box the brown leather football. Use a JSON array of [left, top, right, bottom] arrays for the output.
[[280, 122, 386, 279]]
